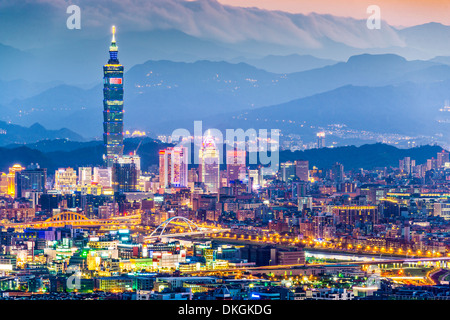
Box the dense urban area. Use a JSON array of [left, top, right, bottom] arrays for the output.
[[2, 24, 450, 302]]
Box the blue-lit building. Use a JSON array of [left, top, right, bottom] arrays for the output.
[[103, 26, 124, 167]]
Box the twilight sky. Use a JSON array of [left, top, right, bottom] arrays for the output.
[[218, 0, 450, 27]]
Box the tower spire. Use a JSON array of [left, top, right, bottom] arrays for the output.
[[108, 25, 119, 64]]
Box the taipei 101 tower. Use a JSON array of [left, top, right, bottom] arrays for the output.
[[103, 26, 124, 167]]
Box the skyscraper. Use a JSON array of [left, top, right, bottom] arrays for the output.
[[159, 147, 188, 188], [93, 167, 112, 188], [78, 167, 92, 186], [103, 26, 124, 167], [317, 132, 326, 149], [7, 164, 24, 197], [437, 150, 450, 167], [280, 161, 296, 182], [199, 136, 220, 193], [15, 164, 46, 198], [295, 160, 309, 182], [331, 162, 344, 184], [226, 150, 246, 186], [112, 162, 138, 193], [54, 168, 77, 195]]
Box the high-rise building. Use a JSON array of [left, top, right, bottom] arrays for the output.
[[199, 136, 220, 193], [331, 162, 344, 184], [295, 160, 309, 182], [427, 158, 437, 171], [103, 26, 124, 167], [112, 162, 138, 193], [437, 150, 449, 167], [15, 164, 46, 198], [0, 173, 8, 195], [317, 132, 326, 149], [399, 157, 413, 174], [118, 155, 141, 178], [54, 168, 77, 194], [7, 164, 24, 197], [280, 161, 296, 182], [248, 169, 259, 190], [93, 167, 112, 188], [78, 167, 92, 186], [159, 147, 188, 188], [226, 150, 246, 186]]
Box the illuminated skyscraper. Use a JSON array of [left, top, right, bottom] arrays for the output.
[[199, 136, 220, 193], [118, 155, 141, 179], [295, 160, 309, 182], [93, 167, 112, 188], [78, 167, 92, 186], [317, 132, 326, 149], [103, 26, 124, 167], [112, 161, 138, 193], [55, 167, 77, 195], [226, 150, 246, 186], [8, 164, 24, 197], [331, 162, 344, 184], [15, 164, 46, 198], [437, 150, 449, 167], [159, 147, 188, 188]]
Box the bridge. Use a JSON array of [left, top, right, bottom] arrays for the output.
[[0, 211, 140, 229], [182, 256, 450, 275], [144, 216, 230, 240]]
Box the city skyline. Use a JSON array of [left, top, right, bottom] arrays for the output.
[[2, 0, 450, 306]]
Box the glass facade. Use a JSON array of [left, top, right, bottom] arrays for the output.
[[103, 27, 124, 167]]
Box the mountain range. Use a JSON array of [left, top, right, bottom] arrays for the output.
[[0, 138, 443, 174], [2, 1, 450, 148], [0, 122, 83, 145], [2, 53, 450, 146]]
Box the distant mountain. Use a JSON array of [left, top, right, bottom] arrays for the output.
[[229, 54, 339, 74], [0, 79, 63, 105], [5, 54, 450, 139], [0, 138, 171, 173], [0, 2, 410, 84], [280, 143, 445, 170], [4, 139, 102, 153], [0, 121, 84, 145], [398, 23, 450, 59], [0, 139, 443, 174], [201, 79, 450, 148]]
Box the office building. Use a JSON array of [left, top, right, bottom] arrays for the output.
[[199, 136, 220, 193], [112, 161, 138, 193], [15, 164, 47, 198], [159, 147, 188, 188], [317, 132, 326, 149], [7, 164, 24, 197], [226, 150, 246, 186], [295, 160, 309, 182], [103, 26, 124, 167], [54, 168, 77, 195], [93, 167, 112, 188], [78, 167, 92, 186]]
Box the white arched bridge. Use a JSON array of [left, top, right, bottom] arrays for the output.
[[145, 216, 230, 240]]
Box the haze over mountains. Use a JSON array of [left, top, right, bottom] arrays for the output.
[[0, 138, 442, 174], [2, 0, 450, 149], [2, 53, 450, 148]]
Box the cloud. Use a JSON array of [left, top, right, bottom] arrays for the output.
[[0, 0, 405, 50]]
